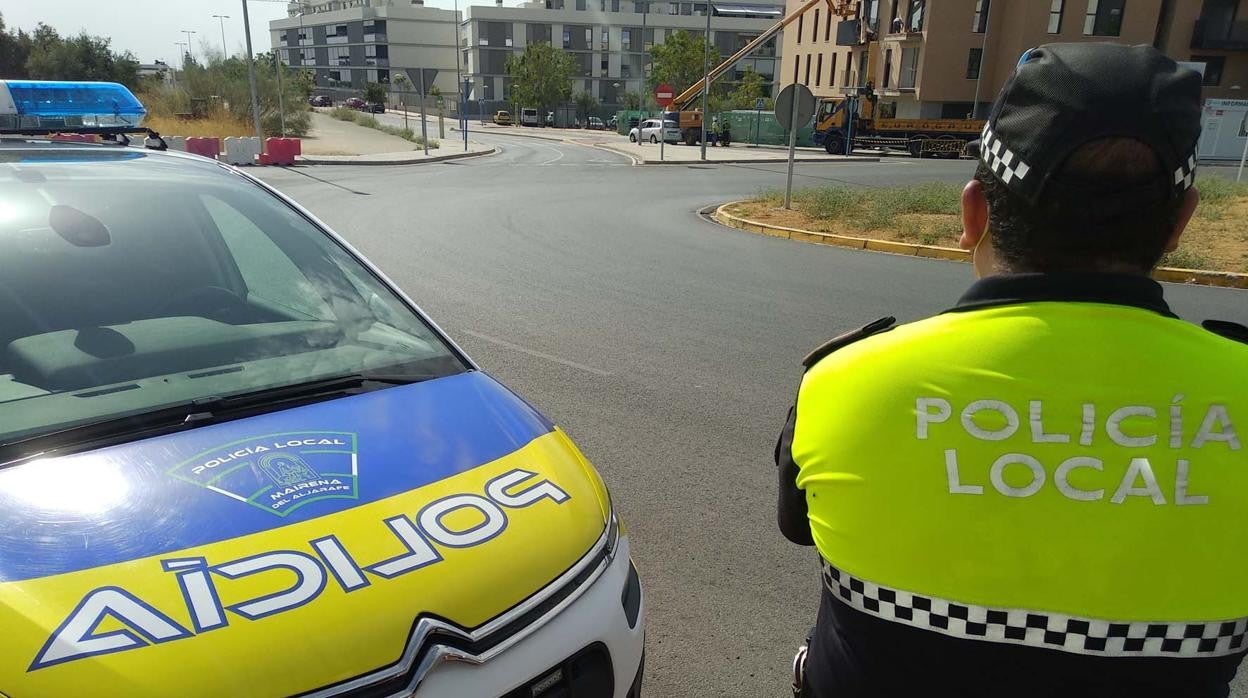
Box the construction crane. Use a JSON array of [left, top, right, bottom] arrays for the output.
[[662, 0, 858, 146]]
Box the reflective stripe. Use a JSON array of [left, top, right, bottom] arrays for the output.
[[822, 562, 1248, 658]]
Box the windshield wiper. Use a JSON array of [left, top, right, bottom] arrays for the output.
[[0, 371, 432, 463]]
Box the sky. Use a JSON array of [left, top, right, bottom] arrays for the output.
[[0, 0, 525, 67]]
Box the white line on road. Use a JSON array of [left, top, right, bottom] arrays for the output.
[[458, 329, 613, 377]]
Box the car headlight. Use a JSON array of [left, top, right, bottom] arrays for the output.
[[603, 496, 623, 560]]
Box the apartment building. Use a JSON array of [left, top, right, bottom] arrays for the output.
[[780, 0, 1248, 120], [460, 0, 783, 111], [270, 0, 462, 98]]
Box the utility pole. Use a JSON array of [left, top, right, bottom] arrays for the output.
[[453, 0, 464, 147], [175, 42, 188, 72], [241, 0, 264, 140], [212, 15, 230, 57], [969, 0, 992, 119], [275, 50, 286, 136]]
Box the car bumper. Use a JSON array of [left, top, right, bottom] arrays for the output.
[[416, 535, 645, 698]]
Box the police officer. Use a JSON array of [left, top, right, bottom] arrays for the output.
[[775, 43, 1248, 698]]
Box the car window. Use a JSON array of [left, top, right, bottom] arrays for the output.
[[0, 151, 466, 446], [203, 194, 332, 320]]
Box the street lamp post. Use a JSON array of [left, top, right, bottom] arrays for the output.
[[240, 0, 264, 140], [212, 15, 230, 57], [700, 1, 712, 161], [181, 30, 198, 63]]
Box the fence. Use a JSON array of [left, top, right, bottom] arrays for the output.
[[613, 109, 817, 147]]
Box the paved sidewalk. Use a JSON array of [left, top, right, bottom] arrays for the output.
[[595, 140, 878, 164], [298, 111, 492, 164]]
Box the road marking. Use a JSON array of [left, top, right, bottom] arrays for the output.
[[538, 144, 565, 165], [458, 329, 613, 377]]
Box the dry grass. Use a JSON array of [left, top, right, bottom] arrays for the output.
[[737, 180, 1248, 273], [142, 113, 254, 139]]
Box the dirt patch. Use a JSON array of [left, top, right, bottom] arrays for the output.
[[734, 182, 1248, 274]]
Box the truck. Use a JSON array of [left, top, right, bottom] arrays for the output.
[[661, 0, 982, 157], [813, 44, 984, 157], [660, 0, 858, 146]]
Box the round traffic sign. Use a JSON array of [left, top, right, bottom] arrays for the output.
[[655, 83, 675, 108], [774, 83, 816, 130]]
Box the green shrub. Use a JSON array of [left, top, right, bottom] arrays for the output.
[[1194, 176, 1248, 221], [1160, 247, 1213, 270], [329, 106, 358, 122]]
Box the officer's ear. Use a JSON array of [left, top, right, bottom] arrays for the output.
[[959, 179, 988, 251], [1164, 186, 1200, 253]]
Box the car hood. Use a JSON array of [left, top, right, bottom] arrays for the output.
[[0, 371, 609, 697]]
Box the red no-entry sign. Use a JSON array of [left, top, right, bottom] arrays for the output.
[[655, 84, 675, 108]]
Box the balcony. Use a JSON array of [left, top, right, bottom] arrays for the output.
[[1191, 18, 1248, 50]]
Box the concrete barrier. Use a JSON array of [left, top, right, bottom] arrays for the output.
[[223, 137, 261, 165], [50, 134, 96, 142], [259, 138, 299, 165], [185, 137, 220, 160], [165, 136, 187, 151]]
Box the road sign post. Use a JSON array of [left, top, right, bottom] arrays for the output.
[[754, 96, 765, 147], [655, 84, 674, 162], [775, 83, 816, 209]]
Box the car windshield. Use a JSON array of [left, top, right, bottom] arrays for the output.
[[664, 120, 677, 128], [0, 148, 466, 445]]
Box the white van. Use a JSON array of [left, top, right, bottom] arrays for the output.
[[520, 107, 540, 126]]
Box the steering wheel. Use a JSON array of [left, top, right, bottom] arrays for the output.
[[153, 285, 250, 322]]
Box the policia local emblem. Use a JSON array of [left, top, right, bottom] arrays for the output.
[[168, 432, 358, 516]]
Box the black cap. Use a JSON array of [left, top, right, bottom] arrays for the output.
[[968, 42, 1202, 206]]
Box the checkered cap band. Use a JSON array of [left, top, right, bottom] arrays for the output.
[[979, 125, 1032, 187], [823, 562, 1248, 658], [1173, 150, 1197, 193]]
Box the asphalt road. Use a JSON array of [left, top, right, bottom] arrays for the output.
[[256, 133, 1248, 697]]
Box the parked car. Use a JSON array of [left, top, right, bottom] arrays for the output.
[[519, 108, 540, 126], [629, 118, 682, 144], [587, 116, 605, 130], [0, 80, 647, 698], [344, 97, 366, 110], [607, 115, 618, 129], [494, 110, 513, 125], [365, 102, 385, 114], [308, 94, 332, 107]]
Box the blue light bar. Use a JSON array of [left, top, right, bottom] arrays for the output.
[[0, 80, 146, 132]]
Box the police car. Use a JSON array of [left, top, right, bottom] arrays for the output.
[[0, 81, 645, 697]]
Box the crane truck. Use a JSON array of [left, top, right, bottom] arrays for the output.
[[659, 0, 982, 157]]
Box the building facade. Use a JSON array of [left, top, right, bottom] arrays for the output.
[[460, 0, 783, 113], [780, 0, 1248, 120], [270, 0, 462, 99]]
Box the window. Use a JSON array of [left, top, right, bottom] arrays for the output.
[[602, 28, 610, 49], [797, 13, 803, 44], [844, 51, 852, 86], [813, 9, 820, 42], [967, 47, 982, 79], [527, 23, 552, 44], [940, 102, 973, 119], [1047, 0, 1064, 33], [972, 0, 990, 33], [828, 53, 837, 89], [622, 27, 635, 50], [793, 56, 799, 84], [804, 53, 812, 85], [859, 49, 868, 84], [824, 9, 832, 41], [907, 0, 925, 32], [863, 0, 880, 31], [328, 46, 350, 66], [601, 57, 609, 72], [883, 48, 892, 88], [1084, 0, 1124, 37], [816, 53, 823, 86], [644, 27, 655, 47], [576, 0, 586, 9], [899, 46, 918, 88], [1192, 55, 1225, 86]]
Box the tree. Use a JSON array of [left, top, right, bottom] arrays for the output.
[[0, 14, 32, 78], [648, 30, 719, 95], [506, 43, 575, 119], [362, 82, 386, 104], [727, 67, 767, 110], [621, 90, 642, 110], [574, 90, 598, 123], [20, 22, 139, 87]]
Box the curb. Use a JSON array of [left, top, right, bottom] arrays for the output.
[[636, 155, 882, 165], [296, 147, 496, 166], [710, 202, 1248, 289]]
